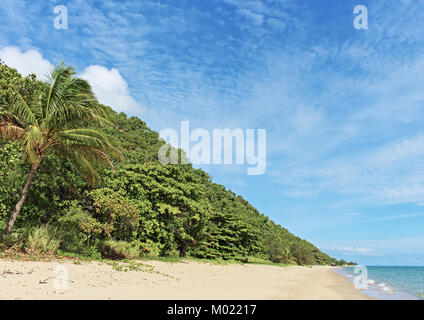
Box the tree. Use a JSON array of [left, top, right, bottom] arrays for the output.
[[0, 61, 344, 265], [0, 62, 122, 235]]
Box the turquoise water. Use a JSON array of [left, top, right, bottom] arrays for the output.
[[336, 266, 424, 300]]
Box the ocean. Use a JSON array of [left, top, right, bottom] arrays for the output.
[[335, 266, 424, 300]]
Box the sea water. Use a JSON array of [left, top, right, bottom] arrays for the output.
[[335, 266, 424, 300]]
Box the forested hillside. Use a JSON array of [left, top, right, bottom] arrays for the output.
[[0, 61, 345, 265]]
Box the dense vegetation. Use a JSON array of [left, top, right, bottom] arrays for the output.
[[0, 61, 348, 265]]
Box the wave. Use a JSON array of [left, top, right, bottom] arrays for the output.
[[334, 267, 420, 300]]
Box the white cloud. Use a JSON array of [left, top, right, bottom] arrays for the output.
[[321, 237, 424, 252], [326, 246, 373, 254], [80, 65, 145, 114], [0, 46, 144, 115], [0, 46, 53, 80]]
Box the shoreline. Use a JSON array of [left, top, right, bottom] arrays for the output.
[[334, 266, 421, 300], [0, 259, 372, 300]]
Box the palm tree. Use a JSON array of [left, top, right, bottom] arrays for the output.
[[0, 62, 122, 235]]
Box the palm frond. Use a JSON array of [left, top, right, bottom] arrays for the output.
[[9, 92, 38, 126], [2, 61, 124, 184], [59, 128, 123, 161], [74, 154, 100, 186], [22, 125, 43, 164], [41, 72, 111, 130], [42, 102, 112, 130], [0, 122, 26, 141], [44, 63, 75, 120], [88, 147, 115, 169]]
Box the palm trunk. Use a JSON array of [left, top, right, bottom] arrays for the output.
[[3, 161, 40, 235]]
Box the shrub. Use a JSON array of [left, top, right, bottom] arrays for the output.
[[269, 251, 283, 263], [132, 239, 162, 258], [97, 240, 141, 260], [58, 203, 105, 251], [89, 188, 140, 240], [24, 225, 61, 254], [266, 238, 284, 263], [78, 245, 102, 259], [0, 232, 23, 251]]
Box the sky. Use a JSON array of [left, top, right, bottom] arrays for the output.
[[0, 0, 423, 265]]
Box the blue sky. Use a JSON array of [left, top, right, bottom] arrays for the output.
[[0, 0, 423, 265]]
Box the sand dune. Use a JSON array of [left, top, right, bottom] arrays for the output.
[[0, 259, 371, 300]]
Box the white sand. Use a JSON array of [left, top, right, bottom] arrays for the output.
[[0, 259, 372, 300]]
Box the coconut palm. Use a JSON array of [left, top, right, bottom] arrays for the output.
[[0, 62, 122, 235]]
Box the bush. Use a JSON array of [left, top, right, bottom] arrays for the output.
[[58, 203, 105, 254], [78, 245, 102, 259], [132, 239, 162, 258], [0, 232, 23, 251], [269, 246, 283, 263], [89, 188, 139, 240], [97, 240, 141, 260], [24, 225, 61, 254]]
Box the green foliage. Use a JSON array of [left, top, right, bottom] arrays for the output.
[[1, 62, 122, 179], [196, 185, 266, 261], [57, 202, 104, 255], [0, 61, 123, 236], [89, 188, 140, 240], [98, 240, 141, 260], [0, 141, 25, 221], [24, 225, 61, 254], [0, 62, 44, 116], [0, 62, 344, 265], [100, 164, 213, 257], [132, 239, 162, 258], [18, 153, 88, 226], [59, 202, 104, 237], [0, 232, 23, 251]]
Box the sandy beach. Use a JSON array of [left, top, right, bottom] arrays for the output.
[[0, 259, 372, 300]]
